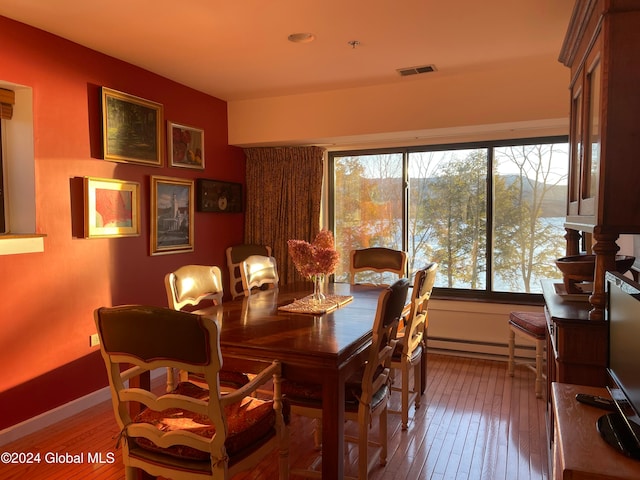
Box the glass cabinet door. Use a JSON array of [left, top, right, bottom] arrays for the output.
[[568, 83, 582, 216], [581, 55, 601, 216]]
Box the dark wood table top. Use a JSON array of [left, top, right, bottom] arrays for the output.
[[202, 281, 389, 478], [208, 282, 386, 372]]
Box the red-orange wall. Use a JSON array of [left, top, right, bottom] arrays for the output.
[[0, 16, 245, 430]]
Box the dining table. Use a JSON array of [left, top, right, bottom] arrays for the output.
[[205, 281, 391, 479]]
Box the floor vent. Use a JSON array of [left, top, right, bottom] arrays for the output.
[[397, 64, 437, 77]]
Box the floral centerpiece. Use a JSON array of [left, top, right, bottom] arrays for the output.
[[288, 230, 339, 303]]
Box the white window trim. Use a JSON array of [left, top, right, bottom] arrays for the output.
[[0, 83, 44, 255]]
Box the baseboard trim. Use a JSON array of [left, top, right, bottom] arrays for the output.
[[0, 384, 111, 447], [0, 369, 165, 447], [427, 336, 536, 362]]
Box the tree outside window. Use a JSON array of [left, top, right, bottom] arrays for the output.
[[331, 138, 568, 295]]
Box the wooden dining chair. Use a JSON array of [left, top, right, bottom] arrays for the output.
[[164, 265, 249, 392], [349, 247, 407, 285], [226, 244, 272, 299], [165, 265, 224, 312], [240, 254, 279, 296], [390, 262, 438, 430], [94, 305, 289, 480], [282, 278, 409, 480]]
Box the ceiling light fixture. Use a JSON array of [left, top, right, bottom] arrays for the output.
[[348, 40, 360, 49], [288, 33, 315, 44]]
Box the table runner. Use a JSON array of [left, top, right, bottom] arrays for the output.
[[278, 294, 353, 314]]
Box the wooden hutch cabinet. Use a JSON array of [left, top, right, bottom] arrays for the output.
[[543, 280, 608, 392], [559, 0, 640, 320], [544, 0, 640, 411]]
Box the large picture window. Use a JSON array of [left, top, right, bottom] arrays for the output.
[[330, 137, 569, 298]]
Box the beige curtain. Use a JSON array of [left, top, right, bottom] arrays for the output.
[[244, 146, 325, 285]]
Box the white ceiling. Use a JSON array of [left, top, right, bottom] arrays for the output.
[[0, 0, 575, 102]]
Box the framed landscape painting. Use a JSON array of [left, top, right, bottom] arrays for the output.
[[150, 176, 194, 255], [168, 122, 204, 169], [84, 177, 140, 238], [101, 87, 163, 166]]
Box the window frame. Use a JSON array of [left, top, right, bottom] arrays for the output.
[[328, 135, 569, 304], [0, 120, 5, 232], [0, 83, 44, 256]]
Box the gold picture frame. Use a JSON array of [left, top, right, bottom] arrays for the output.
[[168, 122, 204, 169], [150, 176, 194, 255], [84, 177, 140, 238], [101, 87, 164, 166]]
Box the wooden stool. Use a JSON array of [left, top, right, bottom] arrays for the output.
[[508, 311, 546, 398]]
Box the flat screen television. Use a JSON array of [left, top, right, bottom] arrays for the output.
[[601, 271, 640, 460]]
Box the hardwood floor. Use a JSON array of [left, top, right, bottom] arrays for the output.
[[0, 353, 549, 480]]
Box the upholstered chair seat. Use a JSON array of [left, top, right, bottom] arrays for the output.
[[132, 382, 281, 465], [508, 310, 547, 398], [392, 341, 423, 364], [282, 363, 389, 412]]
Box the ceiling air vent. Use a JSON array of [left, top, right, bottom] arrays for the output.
[[397, 64, 437, 77]]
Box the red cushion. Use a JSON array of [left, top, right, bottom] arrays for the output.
[[509, 311, 546, 339], [282, 364, 388, 412], [133, 382, 275, 462], [281, 379, 322, 402], [187, 369, 250, 389], [392, 342, 423, 363]]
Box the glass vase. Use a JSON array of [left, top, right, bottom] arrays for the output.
[[311, 274, 326, 305]]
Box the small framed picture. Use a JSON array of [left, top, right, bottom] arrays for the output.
[[168, 122, 204, 169], [196, 178, 243, 212], [101, 87, 163, 166], [150, 176, 194, 255], [84, 177, 140, 238]]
